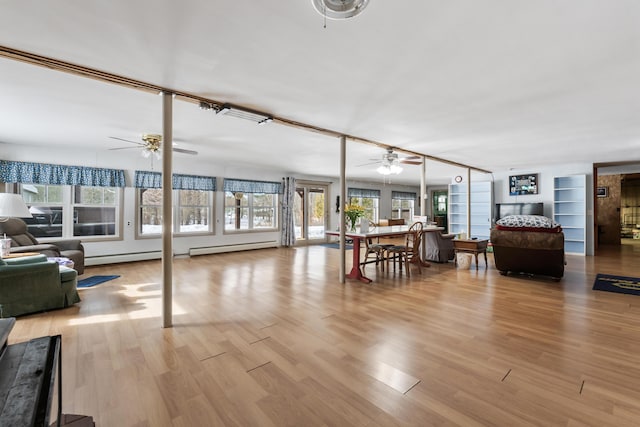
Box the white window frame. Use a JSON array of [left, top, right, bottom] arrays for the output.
[[391, 198, 415, 222], [137, 188, 215, 237], [16, 183, 122, 241], [224, 191, 279, 233], [348, 196, 379, 223]]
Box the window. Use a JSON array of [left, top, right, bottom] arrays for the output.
[[138, 189, 213, 236], [178, 190, 210, 233], [135, 171, 216, 236], [347, 188, 381, 222], [223, 178, 281, 232], [73, 186, 117, 236], [391, 191, 416, 223], [20, 184, 64, 238], [140, 188, 163, 235], [224, 192, 278, 231], [348, 196, 378, 222], [19, 184, 121, 239]]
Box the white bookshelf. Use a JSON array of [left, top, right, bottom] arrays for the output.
[[553, 175, 586, 255], [448, 181, 492, 240]]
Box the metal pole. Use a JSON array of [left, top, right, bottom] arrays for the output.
[[162, 92, 173, 328], [339, 135, 346, 283]]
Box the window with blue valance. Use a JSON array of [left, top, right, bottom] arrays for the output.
[[0, 160, 126, 187], [134, 171, 216, 190], [392, 191, 416, 200], [348, 187, 381, 198], [223, 178, 282, 194]]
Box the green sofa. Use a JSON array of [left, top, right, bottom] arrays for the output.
[[0, 254, 80, 318]]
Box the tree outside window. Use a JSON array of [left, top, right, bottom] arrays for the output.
[[225, 192, 278, 231], [348, 196, 378, 222]]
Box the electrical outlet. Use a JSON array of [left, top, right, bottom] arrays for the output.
[[127, 221, 131, 226]]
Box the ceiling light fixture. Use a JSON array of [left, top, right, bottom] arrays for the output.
[[311, 0, 370, 20], [376, 149, 403, 175], [217, 103, 273, 124], [141, 134, 162, 160]]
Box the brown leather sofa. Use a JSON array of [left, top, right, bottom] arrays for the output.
[[0, 218, 85, 275], [490, 227, 564, 280]]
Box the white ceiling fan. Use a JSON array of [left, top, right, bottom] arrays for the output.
[[108, 134, 198, 158], [358, 148, 422, 175]]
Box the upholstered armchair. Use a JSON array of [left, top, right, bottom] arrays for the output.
[[0, 254, 80, 317], [0, 218, 85, 274], [423, 231, 456, 263]]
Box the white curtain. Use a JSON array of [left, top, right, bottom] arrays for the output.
[[281, 176, 296, 247]]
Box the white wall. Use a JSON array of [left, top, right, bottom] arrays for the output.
[[0, 143, 420, 259], [493, 163, 595, 255]]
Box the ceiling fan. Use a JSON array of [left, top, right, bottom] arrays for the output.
[[108, 134, 198, 158], [358, 148, 422, 175]]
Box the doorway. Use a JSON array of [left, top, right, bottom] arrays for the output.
[[595, 162, 640, 255], [432, 190, 448, 229], [294, 182, 329, 245]]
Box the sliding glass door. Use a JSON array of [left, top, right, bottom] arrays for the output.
[[294, 182, 328, 244]]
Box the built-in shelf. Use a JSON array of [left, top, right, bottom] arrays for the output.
[[554, 175, 586, 255], [448, 181, 492, 240]]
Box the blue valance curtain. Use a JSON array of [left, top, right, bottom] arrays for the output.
[[348, 187, 381, 198], [134, 171, 216, 190], [223, 178, 282, 194], [0, 160, 126, 187], [392, 191, 417, 200]]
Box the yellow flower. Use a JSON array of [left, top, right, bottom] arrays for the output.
[[344, 204, 365, 229]]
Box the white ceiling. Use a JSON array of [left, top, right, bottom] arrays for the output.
[[1, 1, 639, 185]]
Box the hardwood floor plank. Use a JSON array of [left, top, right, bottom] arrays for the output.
[[6, 242, 640, 426]]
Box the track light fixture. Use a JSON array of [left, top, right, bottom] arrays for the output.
[[216, 103, 273, 124]]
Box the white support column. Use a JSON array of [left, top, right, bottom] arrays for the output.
[[339, 135, 346, 284], [466, 167, 471, 238], [162, 92, 173, 328], [420, 157, 426, 216]]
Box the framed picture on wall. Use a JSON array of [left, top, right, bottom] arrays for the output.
[[509, 174, 538, 196], [597, 186, 608, 198]]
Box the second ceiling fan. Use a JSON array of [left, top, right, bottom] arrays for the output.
[[108, 134, 198, 158], [359, 148, 422, 175]]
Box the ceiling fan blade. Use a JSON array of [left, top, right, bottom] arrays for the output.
[[400, 159, 422, 165], [355, 160, 382, 167], [108, 136, 143, 146], [172, 147, 198, 155], [108, 146, 139, 151]]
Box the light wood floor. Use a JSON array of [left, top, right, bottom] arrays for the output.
[[8, 243, 640, 426]]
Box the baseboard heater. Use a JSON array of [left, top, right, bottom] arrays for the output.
[[189, 240, 279, 256], [85, 250, 163, 266]]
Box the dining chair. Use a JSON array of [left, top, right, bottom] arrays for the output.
[[362, 221, 394, 271], [386, 221, 424, 277]]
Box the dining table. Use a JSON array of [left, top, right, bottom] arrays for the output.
[[325, 225, 445, 283]]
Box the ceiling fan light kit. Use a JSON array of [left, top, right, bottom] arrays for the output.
[[376, 149, 403, 175], [311, 0, 370, 20]]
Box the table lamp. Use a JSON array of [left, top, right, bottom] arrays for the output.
[[0, 193, 33, 221]]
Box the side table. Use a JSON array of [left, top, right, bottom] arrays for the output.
[[453, 239, 488, 270]]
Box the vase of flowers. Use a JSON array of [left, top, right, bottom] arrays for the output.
[[344, 204, 365, 231]]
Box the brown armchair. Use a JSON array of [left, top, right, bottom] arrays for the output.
[[423, 231, 456, 263], [0, 218, 85, 274]]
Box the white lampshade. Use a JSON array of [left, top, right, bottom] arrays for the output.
[[0, 193, 33, 218]]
